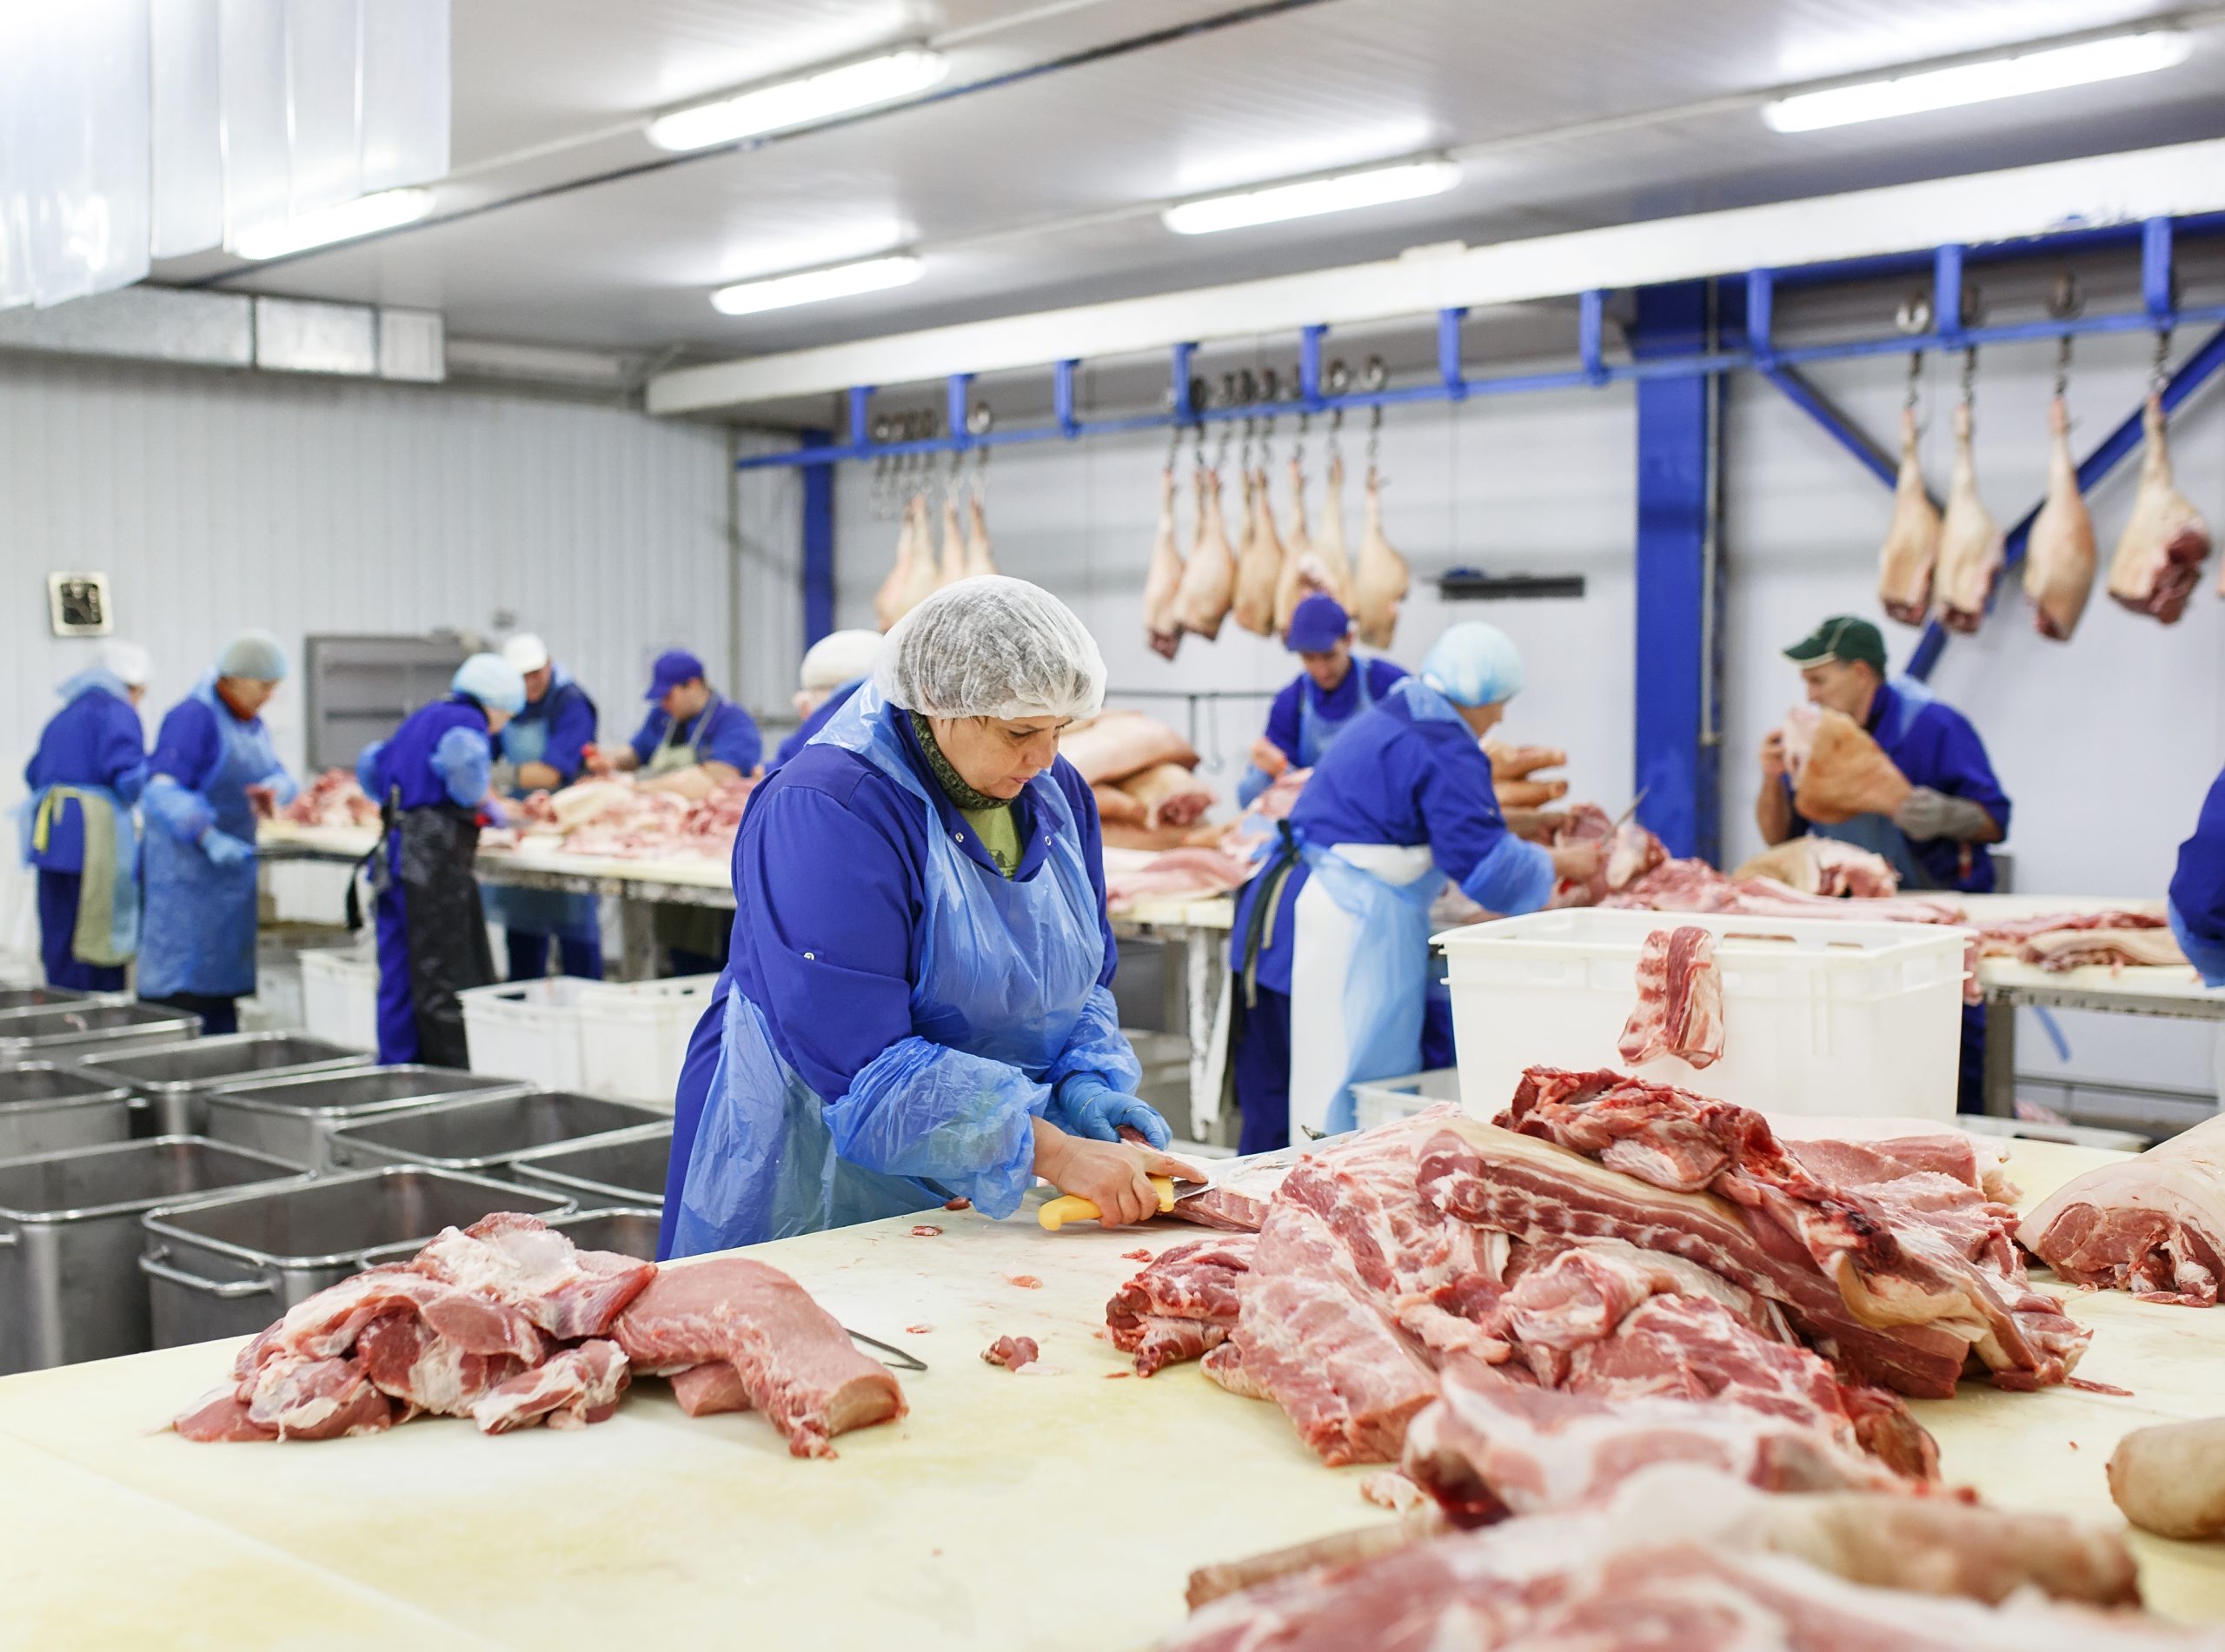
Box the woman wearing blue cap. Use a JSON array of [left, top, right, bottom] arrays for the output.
[[1227, 621, 1601, 1153], [587, 650, 765, 974], [1236, 594, 1407, 806], [137, 631, 297, 1035], [355, 654, 528, 1066]]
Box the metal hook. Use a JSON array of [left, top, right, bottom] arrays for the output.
[[2054, 334, 2072, 400], [1903, 350, 1922, 414], [2152, 328, 2172, 395], [1958, 346, 1976, 405], [1366, 402, 1384, 474], [1292, 410, 1308, 468]]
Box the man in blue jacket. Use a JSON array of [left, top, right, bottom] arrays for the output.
[[488, 634, 603, 981], [22, 641, 152, 990]]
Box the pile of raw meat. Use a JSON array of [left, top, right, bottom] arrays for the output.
[[173, 1214, 906, 1457], [1061, 710, 1220, 851], [511, 773, 756, 861], [280, 768, 381, 828]]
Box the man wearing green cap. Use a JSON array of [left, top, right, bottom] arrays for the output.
[[1758, 615, 2009, 894]]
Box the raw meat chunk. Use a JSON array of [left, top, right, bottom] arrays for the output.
[[982, 1336, 1039, 1371], [355, 1310, 528, 1418], [667, 1362, 751, 1417], [1106, 1236, 1252, 1376], [173, 1387, 279, 1443], [1617, 926, 1724, 1070], [243, 1356, 395, 1442], [2021, 1112, 2225, 1305], [411, 1212, 656, 1341], [471, 1341, 630, 1434]]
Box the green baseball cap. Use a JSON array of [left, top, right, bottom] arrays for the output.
[[1783, 615, 1887, 673]]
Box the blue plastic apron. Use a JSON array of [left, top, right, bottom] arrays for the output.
[[1295, 660, 1380, 768], [21, 785, 140, 966], [481, 713, 599, 943]]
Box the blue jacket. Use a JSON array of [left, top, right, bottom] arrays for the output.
[[773, 679, 865, 770], [498, 671, 597, 787], [628, 693, 762, 775], [364, 700, 495, 812], [1259, 657, 1407, 769], [23, 672, 147, 872], [2171, 766, 2225, 949]]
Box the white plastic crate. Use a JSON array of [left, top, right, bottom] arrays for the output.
[[1436, 907, 1969, 1124], [1350, 1067, 1462, 1133], [299, 947, 380, 1052], [571, 974, 720, 1110], [459, 977, 594, 1092]]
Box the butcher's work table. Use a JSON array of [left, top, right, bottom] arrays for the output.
[[3, 1137, 2224, 1647]]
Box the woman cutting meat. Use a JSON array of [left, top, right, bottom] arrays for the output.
[[661, 578, 1198, 1258]]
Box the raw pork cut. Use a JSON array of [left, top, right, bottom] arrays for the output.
[[894, 494, 940, 619], [1782, 705, 1912, 825], [1173, 467, 1238, 639], [2108, 395, 2212, 624], [2019, 927, 2188, 972], [2021, 1111, 2225, 1305], [231, 1264, 546, 1380], [2025, 394, 2097, 640], [667, 1361, 751, 1416], [1877, 406, 1943, 624], [1106, 1236, 1253, 1376], [1935, 400, 2005, 634], [1272, 456, 1325, 634], [1974, 908, 2166, 955], [1142, 469, 1186, 659], [240, 1355, 395, 1441], [411, 1212, 655, 1342], [1103, 846, 1255, 909], [282, 769, 382, 828], [936, 492, 967, 589], [982, 1336, 1040, 1371], [1312, 454, 1357, 611], [1059, 711, 1198, 786], [471, 1340, 630, 1433], [1730, 838, 1899, 899], [1544, 804, 1666, 907], [1617, 926, 1724, 1071], [1117, 761, 1215, 830], [874, 496, 920, 631], [1092, 784, 1145, 826], [1168, 1149, 1299, 1233], [355, 1310, 528, 1418], [614, 1257, 906, 1457], [963, 488, 998, 579], [1231, 465, 1285, 636], [1352, 467, 1410, 648]]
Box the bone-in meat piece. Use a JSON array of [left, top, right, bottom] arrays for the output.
[[894, 494, 940, 619], [1232, 466, 1285, 636], [963, 487, 997, 579], [1731, 838, 1900, 899], [1313, 453, 1357, 607], [410, 1212, 655, 1342], [2021, 1111, 2225, 1305], [874, 495, 920, 631], [1142, 468, 1186, 659], [355, 1310, 528, 1418], [936, 493, 967, 589], [1117, 761, 1214, 830], [1352, 466, 1411, 648], [1272, 456, 1318, 635], [1106, 1236, 1253, 1376], [1783, 704, 1912, 825], [1092, 783, 1146, 826], [2108, 395, 2212, 624], [1173, 467, 1238, 639], [1617, 926, 1724, 1070], [1059, 710, 1199, 786], [1878, 406, 1943, 625], [2025, 394, 2097, 640], [471, 1340, 630, 1433], [1935, 399, 2005, 634]]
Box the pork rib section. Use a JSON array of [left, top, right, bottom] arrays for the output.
[[2021, 1111, 2225, 1305], [1107, 1236, 1253, 1376], [1617, 926, 1724, 1071], [614, 1257, 906, 1457]]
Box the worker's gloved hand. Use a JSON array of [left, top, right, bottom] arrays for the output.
[[1053, 1078, 1173, 1149], [199, 829, 255, 869], [479, 795, 511, 829], [1894, 786, 1993, 843]]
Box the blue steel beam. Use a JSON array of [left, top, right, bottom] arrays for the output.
[[1745, 269, 1775, 367], [1935, 243, 1965, 342], [1300, 323, 1327, 405], [946, 372, 974, 445], [1437, 309, 1467, 399], [1761, 364, 1900, 491], [2144, 216, 2175, 322], [847, 386, 872, 448], [1578, 289, 1608, 384], [800, 428, 835, 646], [1172, 341, 1198, 421], [1053, 358, 1080, 437]]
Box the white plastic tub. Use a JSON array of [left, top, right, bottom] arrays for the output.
[[1349, 1067, 1461, 1133], [458, 978, 592, 1092], [1436, 908, 1969, 1124], [572, 976, 718, 1110], [299, 947, 380, 1053]]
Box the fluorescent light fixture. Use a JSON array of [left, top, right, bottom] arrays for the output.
[[227, 189, 435, 260], [712, 255, 925, 316], [1764, 30, 2191, 133], [648, 49, 948, 151], [1163, 159, 1460, 236]]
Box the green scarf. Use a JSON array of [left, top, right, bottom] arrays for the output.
[[910, 712, 1020, 878]]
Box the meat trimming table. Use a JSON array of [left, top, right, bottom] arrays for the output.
[[4, 1138, 2225, 1647]]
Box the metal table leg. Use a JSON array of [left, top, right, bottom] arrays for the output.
[[1983, 998, 2017, 1118], [1186, 925, 1233, 1144], [618, 897, 659, 983]]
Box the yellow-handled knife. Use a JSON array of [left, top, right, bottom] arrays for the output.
[[1039, 1176, 1178, 1231]]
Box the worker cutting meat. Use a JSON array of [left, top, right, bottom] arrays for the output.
[[1757, 614, 2010, 1111], [773, 627, 883, 769], [1227, 622, 1602, 1153], [2169, 765, 2225, 1101], [20, 640, 152, 992], [485, 633, 604, 982], [355, 654, 528, 1067], [661, 577, 1199, 1259], [586, 649, 764, 975], [1235, 594, 1406, 807], [136, 631, 297, 1037]]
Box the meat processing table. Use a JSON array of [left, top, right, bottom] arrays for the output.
[[5, 1137, 2225, 1647]]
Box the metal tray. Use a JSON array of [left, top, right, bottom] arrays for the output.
[[139, 1165, 570, 1347], [0, 986, 123, 1020], [79, 1033, 371, 1137], [0, 1136, 302, 1373], [546, 1206, 661, 1262], [509, 1125, 672, 1206], [323, 1091, 667, 1175], [0, 1002, 203, 1065], [204, 1065, 535, 1171], [0, 1064, 136, 1161]]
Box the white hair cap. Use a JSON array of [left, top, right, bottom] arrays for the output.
[[799, 628, 883, 693], [99, 640, 152, 687], [875, 576, 1106, 722], [503, 634, 550, 674]]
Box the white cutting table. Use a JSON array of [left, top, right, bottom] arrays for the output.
[[3, 1137, 2225, 1646]]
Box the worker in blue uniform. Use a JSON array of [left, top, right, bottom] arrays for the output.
[[1757, 615, 2010, 1112], [1227, 622, 1601, 1154], [2169, 766, 2225, 990], [485, 634, 603, 982], [661, 578, 1199, 1260], [588, 649, 765, 976], [20, 641, 152, 991], [137, 632, 296, 1037], [356, 654, 528, 1067], [1236, 594, 1407, 806], [774, 629, 883, 770]]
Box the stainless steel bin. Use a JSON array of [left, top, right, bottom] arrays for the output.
[[205, 1065, 534, 1171], [0, 986, 122, 1019], [0, 1137, 302, 1372], [0, 1002, 202, 1067], [323, 1091, 666, 1176], [0, 1065, 136, 1160], [509, 1126, 672, 1206], [139, 1165, 571, 1347], [546, 1206, 661, 1262], [79, 1033, 370, 1137]]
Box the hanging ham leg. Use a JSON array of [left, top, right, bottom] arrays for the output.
[[1232, 465, 1285, 636], [1173, 466, 1238, 640], [1315, 453, 1356, 607], [1353, 465, 1411, 648], [2108, 395, 2212, 624], [1876, 408, 1941, 626], [2023, 395, 2096, 640], [1273, 456, 1320, 636], [874, 494, 920, 631], [1935, 400, 2003, 634], [937, 492, 968, 588], [963, 488, 998, 578], [895, 494, 941, 618], [1142, 468, 1186, 660]]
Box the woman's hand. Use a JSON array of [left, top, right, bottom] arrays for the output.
[[1032, 1120, 1202, 1228]]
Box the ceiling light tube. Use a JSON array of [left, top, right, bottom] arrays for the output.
[[1163, 159, 1461, 236], [648, 49, 948, 152], [712, 255, 926, 316], [1764, 30, 2191, 133], [228, 189, 435, 259]]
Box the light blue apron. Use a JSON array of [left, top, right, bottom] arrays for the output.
[[481, 712, 600, 945], [20, 785, 140, 967]]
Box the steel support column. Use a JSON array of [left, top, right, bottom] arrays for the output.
[[1630, 282, 1720, 865], [800, 428, 835, 646]]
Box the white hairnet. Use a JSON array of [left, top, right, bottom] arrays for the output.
[[452, 653, 528, 716], [503, 634, 550, 674], [1420, 622, 1525, 707], [799, 628, 883, 693], [216, 629, 289, 682], [876, 576, 1106, 722], [99, 640, 152, 687]]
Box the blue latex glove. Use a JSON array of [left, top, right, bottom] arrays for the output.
[[1053, 1077, 1172, 1149], [479, 795, 511, 829], [200, 828, 255, 869]]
